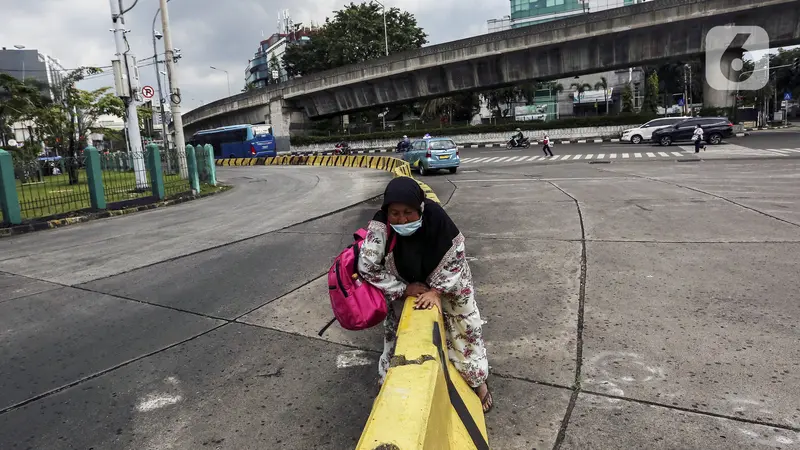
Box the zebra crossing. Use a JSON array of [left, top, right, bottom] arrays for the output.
[[459, 151, 688, 165], [459, 144, 800, 166]]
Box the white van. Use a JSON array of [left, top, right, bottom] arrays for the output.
[[620, 117, 692, 144]]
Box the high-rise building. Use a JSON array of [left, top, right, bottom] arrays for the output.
[[245, 11, 316, 89], [0, 47, 69, 147], [489, 0, 649, 32], [0, 47, 67, 100]]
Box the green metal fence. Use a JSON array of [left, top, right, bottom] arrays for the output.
[[1, 146, 215, 226], [14, 155, 94, 219], [160, 147, 192, 197], [99, 152, 153, 204]]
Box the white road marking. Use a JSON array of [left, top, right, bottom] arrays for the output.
[[670, 152, 683, 157], [336, 350, 372, 368], [494, 157, 512, 163], [505, 156, 522, 162], [551, 155, 563, 160], [585, 154, 594, 159], [573, 154, 583, 160], [595, 154, 603, 159], [136, 394, 183, 412], [482, 157, 500, 163], [657, 152, 670, 157], [634, 153, 642, 158], [646, 152, 656, 157], [610, 153, 617, 158]]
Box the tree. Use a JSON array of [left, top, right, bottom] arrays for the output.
[[622, 84, 634, 113], [0, 74, 50, 146], [268, 54, 282, 84], [570, 82, 593, 116], [420, 93, 479, 123], [282, 2, 427, 77], [481, 83, 536, 118], [594, 76, 609, 115], [643, 71, 659, 114], [30, 68, 124, 183], [243, 82, 258, 92]]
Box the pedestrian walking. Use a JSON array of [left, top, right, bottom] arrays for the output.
[[692, 125, 705, 153], [542, 134, 554, 157]]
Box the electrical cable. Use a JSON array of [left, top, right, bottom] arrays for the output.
[[119, 0, 139, 16]]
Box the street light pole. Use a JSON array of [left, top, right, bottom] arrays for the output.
[[158, 0, 188, 178], [209, 66, 231, 97], [374, 0, 389, 56]]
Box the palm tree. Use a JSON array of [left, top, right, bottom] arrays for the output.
[[594, 76, 610, 115], [570, 82, 593, 116]]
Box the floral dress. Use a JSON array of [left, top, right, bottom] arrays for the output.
[[357, 220, 489, 388]]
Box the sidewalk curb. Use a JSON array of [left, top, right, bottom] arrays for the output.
[[0, 185, 231, 239]]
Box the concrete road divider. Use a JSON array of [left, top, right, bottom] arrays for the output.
[[215, 155, 477, 447], [356, 296, 489, 450]]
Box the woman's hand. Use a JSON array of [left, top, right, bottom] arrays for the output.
[[414, 290, 442, 311], [405, 282, 429, 298]]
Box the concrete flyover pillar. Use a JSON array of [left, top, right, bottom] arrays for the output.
[[269, 97, 310, 154], [703, 48, 743, 111]]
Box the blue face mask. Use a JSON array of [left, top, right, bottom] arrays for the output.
[[391, 218, 422, 236]]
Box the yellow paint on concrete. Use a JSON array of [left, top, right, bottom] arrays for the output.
[[355, 297, 488, 450]]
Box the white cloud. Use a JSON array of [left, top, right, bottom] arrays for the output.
[[2, 0, 507, 112]]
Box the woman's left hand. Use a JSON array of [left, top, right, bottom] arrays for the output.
[[414, 290, 442, 311]]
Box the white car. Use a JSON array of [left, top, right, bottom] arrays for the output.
[[620, 117, 692, 144]]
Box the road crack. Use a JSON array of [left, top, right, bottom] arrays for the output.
[[547, 181, 588, 450]]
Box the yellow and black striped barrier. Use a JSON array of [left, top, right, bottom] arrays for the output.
[[215, 155, 439, 204]]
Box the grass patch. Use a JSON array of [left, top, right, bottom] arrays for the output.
[[14, 170, 196, 220]]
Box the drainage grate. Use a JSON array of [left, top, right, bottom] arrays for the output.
[[589, 161, 611, 164]]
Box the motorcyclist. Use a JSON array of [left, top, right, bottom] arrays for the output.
[[397, 135, 411, 152], [511, 128, 524, 147]]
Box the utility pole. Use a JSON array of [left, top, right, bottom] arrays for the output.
[[152, 9, 169, 152], [158, 0, 188, 178], [109, 0, 148, 189]]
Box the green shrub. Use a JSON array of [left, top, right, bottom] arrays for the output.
[[290, 114, 657, 146]]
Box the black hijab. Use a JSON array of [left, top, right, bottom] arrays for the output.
[[373, 177, 461, 283]]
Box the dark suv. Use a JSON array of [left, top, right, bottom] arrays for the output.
[[650, 117, 734, 146]]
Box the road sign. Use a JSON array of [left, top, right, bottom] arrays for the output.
[[678, 98, 685, 106], [142, 86, 155, 99], [784, 92, 792, 101]]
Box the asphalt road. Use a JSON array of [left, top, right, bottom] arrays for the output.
[[1, 157, 799, 449], [456, 129, 800, 166]]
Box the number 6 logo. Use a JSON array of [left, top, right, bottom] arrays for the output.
[[705, 25, 770, 92]]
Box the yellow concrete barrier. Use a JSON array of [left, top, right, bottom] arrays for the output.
[[213, 153, 471, 445], [356, 297, 489, 450]]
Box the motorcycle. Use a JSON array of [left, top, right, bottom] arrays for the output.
[[333, 142, 352, 155], [506, 136, 531, 149], [396, 140, 411, 153]]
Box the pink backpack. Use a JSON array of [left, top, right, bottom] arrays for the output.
[[328, 227, 396, 331]]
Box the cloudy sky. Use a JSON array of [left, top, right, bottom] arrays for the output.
[[1, 0, 507, 112]]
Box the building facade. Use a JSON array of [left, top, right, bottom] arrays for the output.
[[0, 47, 68, 147], [489, 0, 649, 31], [245, 31, 313, 88], [0, 47, 67, 100]]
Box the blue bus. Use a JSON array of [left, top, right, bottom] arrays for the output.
[[190, 124, 276, 159]]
